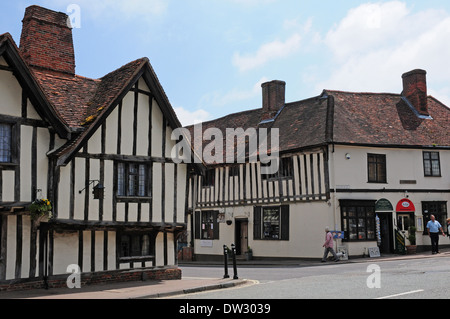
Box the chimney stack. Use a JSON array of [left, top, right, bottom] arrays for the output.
[[19, 5, 75, 76], [261, 80, 286, 121], [402, 69, 428, 116]]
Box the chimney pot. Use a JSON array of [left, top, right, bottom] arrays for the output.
[[402, 69, 428, 116]]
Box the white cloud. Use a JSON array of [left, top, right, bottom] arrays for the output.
[[227, 0, 277, 6], [200, 77, 268, 108], [174, 107, 212, 127], [316, 1, 450, 103], [45, 0, 168, 20], [232, 34, 302, 72]]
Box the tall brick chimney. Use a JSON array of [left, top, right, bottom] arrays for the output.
[[19, 5, 75, 76], [261, 80, 286, 121], [402, 69, 428, 116]]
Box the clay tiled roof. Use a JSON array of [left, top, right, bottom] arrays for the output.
[[187, 89, 450, 164], [31, 71, 99, 129], [328, 90, 450, 147], [31, 58, 148, 130]]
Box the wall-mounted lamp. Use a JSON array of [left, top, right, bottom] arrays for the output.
[[226, 220, 233, 226], [79, 180, 105, 200]]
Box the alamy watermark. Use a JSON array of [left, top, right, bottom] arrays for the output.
[[366, 264, 381, 289], [67, 4, 81, 29], [66, 264, 81, 289], [171, 124, 280, 175]]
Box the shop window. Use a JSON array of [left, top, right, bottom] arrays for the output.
[[422, 201, 447, 235], [194, 211, 219, 240], [341, 200, 376, 241], [423, 152, 441, 177], [253, 205, 289, 241], [368, 154, 386, 183]]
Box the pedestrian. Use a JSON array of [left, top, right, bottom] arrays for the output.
[[426, 215, 446, 254], [322, 227, 339, 262], [446, 218, 450, 237]]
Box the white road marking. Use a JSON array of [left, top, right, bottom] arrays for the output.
[[376, 289, 424, 299]]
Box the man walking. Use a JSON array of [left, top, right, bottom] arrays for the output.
[[426, 215, 446, 254], [322, 227, 340, 262]]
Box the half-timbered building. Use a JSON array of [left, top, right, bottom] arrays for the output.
[[0, 5, 195, 290], [187, 72, 450, 261]]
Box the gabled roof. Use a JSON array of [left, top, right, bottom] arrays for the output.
[[187, 88, 450, 165], [0, 33, 70, 138], [49, 58, 186, 166], [327, 90, 450, 147], [1, 32, 189, 167]]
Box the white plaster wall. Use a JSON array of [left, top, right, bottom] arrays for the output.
[[20, 125, 33, 202], [0, 70, 21, 117], [53, 231, 79, 275]]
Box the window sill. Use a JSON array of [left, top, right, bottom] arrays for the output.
[[0, 162, 19, 169], [119, 255, 155, 263], [116, 196, 152, 202], [342, 239, 377, 243]]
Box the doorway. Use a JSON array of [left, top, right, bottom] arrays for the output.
[[377, 212, 394, 254], [235, 219, 248, 256]]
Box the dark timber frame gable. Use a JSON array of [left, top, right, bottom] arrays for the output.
[[0, 30, 201, 288]]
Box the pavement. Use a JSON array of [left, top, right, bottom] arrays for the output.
[[1, 248, 449, 299]]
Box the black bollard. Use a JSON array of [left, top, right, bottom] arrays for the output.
[[231, 244, 238, 279], [223, 245, 230, 279]]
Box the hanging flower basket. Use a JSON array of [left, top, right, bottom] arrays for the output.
[[29, 199, 53, 222]]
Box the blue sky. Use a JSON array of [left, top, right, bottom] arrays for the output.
[[1, 1, 450, 125]]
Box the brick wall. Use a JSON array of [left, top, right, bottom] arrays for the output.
[[19, 5, 76, 75], [0, 267, 182, 292]]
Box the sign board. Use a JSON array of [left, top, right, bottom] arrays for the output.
[[337, 246, 348, 261], [368, 247, 381, 258], [396, 198, 415, 212], [331, 231, 345, 239], [200, 240, 213, 247], [375, 198, 393, 212]]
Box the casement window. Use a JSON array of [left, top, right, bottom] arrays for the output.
[[116, 162, 149, 198], [120, 233, 152, 259], [0, 123, 13, 163], [194, 211, 219, 240], [368, 154, 386, 183], [279, 157, 293, 178], [202, 169, 215, 188], [253, 205, 289, 241], [422, 202, 448, 235], [229, 165, 239, 177], [423, 152, 441, 177], [340, 200, 376, 241], [261, 157, 293, 180]]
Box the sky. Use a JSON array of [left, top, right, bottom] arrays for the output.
[[1, 0, 450, 126]]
